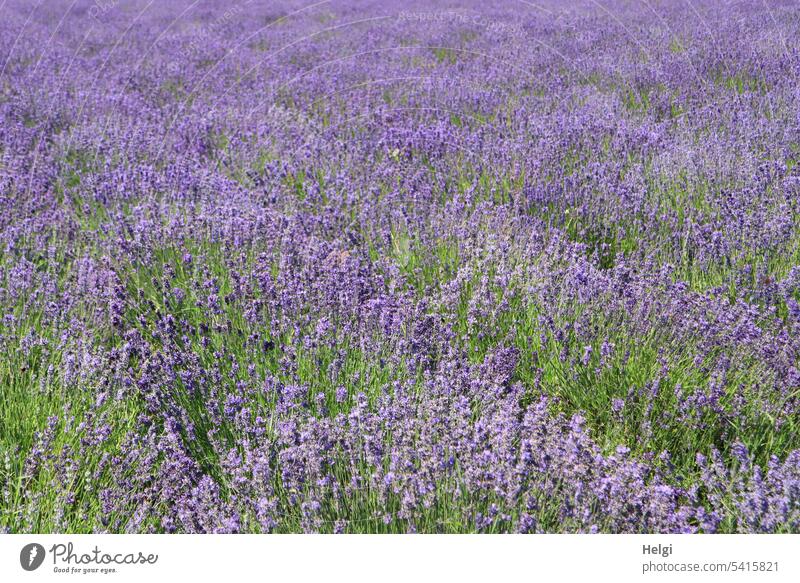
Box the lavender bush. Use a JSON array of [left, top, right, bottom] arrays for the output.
[[1, 0, 799, 533]]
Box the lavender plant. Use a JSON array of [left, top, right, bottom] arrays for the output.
[[1, 0, 799, 533]]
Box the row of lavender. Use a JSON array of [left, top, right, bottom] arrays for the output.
[[1, 0, 799, 532]]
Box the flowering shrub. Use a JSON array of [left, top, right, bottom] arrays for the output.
[[0, 0, 799, 533]]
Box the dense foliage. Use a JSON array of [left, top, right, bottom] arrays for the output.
[[1, 0, 799, 533]]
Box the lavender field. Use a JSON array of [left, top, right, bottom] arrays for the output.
[[1, 0, 799, 534]]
